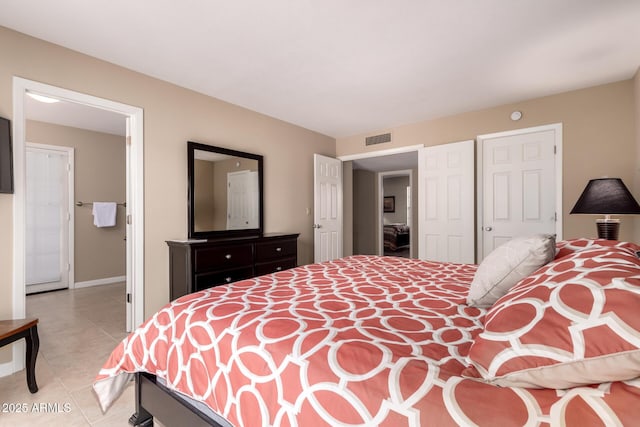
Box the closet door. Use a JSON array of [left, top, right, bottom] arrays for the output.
[[418, 140, 475, 264], [478, 124, 561, 261], [25, 145, 72, 294]]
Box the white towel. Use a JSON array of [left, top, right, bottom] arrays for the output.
[[92, 202, 117, 227]]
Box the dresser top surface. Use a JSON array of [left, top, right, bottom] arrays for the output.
[[167, 232, 299, 246]]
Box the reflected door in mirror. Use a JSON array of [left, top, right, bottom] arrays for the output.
[[227, 170, 259, 229]]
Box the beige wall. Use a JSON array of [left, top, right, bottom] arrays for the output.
[[0, 24, 335, 341], [193, 159, 217, 230], [338, 80, 637, 242], [342, 162, 353, 256], [353, 169, 377, 254], [26, 120, 126, 283]]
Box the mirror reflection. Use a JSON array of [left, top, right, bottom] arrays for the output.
[[193, 150, 259, 232], [188, 141, 263, 239]]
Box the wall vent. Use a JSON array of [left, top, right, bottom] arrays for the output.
[[365, 133, 391, 146]]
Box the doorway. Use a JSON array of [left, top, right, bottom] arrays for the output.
[[379, 170, 413, 258], [10, 77, 144, 374], [341, 146, 420, 257]]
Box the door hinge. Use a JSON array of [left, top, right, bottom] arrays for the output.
[[554, 212, 557, 222], [126, 293, 131, 303], [67, 263, 71, 272], [127, 214, 132, 225], [553, 145, 557, 154]]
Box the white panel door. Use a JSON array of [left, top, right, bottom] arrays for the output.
[[314, 154, 342, 263], [227, 170, 259, 229], [479, 126, 559, 260], [418, 140, 475, 264], [25, 145, 72, 294]]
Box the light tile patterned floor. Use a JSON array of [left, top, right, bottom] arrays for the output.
[[0, 283, 137, 426]]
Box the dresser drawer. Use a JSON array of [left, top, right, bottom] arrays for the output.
[[194, 244, 253, 272], [255, 257, 297, 276], [194, 267, 254, 291], [168, 233, 299, 300], [255, 239, 297, 262]]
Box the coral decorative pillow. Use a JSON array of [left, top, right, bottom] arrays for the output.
[[466, 234, 555, 308], [465, 240, 640, 389]]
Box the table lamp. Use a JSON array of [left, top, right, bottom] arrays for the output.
[[570, 178, 640, 240]]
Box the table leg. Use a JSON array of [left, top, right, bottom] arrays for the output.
[[24, 325, 39, 393]]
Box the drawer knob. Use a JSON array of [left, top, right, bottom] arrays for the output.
[[275, 266, 282, 271], [276, 247, 282, 252], [225, 277, 232, 283], [225, 254, 232, 260]]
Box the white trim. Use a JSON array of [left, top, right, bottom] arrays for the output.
[[0, 361, 15, 377], [377, 170, 413, 256], [74, 276, 127, 289], [10, 77, 145, 376], [476, 123, 563, 258], [338, 144, 424, 162]]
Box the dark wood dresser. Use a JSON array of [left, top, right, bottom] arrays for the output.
[[167, 233, 299, 300]]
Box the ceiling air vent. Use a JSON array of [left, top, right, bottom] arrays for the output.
[[365, 132, 391, 146]]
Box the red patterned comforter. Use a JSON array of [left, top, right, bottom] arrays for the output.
[[94, 255, 640, 426]]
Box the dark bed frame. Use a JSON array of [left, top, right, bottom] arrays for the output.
[[129, 372, 224, 427]]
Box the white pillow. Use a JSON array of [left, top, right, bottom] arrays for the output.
[[466, 234, 555, 308]]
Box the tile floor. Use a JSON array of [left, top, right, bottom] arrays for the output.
[[0, 283, 138, 426]]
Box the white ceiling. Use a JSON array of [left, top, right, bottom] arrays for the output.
[[25, 95, 126, 136], [3, 0, 640, 138]]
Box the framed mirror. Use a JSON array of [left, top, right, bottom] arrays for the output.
[[188, 141, 263, 239]]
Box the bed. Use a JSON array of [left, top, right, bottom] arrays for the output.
[[383, 223, 410, 251], [94, 238, 640, 426]]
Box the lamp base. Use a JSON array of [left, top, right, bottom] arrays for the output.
[[596, 218, 620, 240]]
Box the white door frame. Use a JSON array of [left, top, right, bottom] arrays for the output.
[[476, 123, 563, 257], [377, 170, 413, 256], [338, 144, 424, 163], [339, 145, 422, 258], [25, 142, 75, 294], [10, 77, 145, 373]]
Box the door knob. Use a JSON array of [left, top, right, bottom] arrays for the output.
[[484, 226, 493, 231]]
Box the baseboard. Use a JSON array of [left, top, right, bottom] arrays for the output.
[[73, 275, 126, 289], [0, 342, 25, 378]]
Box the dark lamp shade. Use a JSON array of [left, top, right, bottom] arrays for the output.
[[570, 178, 640, 215]]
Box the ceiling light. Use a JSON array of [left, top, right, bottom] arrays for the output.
[[27, 92, 60, 104]]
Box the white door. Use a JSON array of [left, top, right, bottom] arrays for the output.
[[418, 140, 475, 264], [227, 170, 259, 229], [25, 144, 73, 294], [478, 124, 561, 260], [314, 154, 342, 263]]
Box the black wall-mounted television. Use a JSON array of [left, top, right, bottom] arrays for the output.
[[0, 116, 14, 194]]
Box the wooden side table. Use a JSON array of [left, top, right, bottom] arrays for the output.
[[0, 318, 39, 393]]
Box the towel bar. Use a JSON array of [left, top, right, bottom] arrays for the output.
[[76, 201, 126, 207]]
